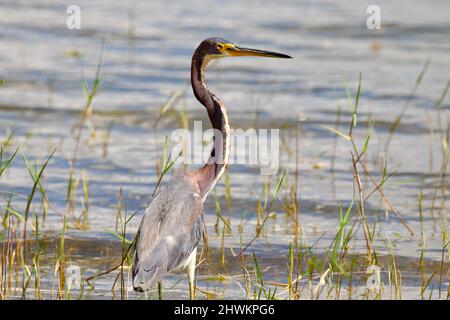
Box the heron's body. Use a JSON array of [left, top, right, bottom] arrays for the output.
[[132, 37, 290, 298], [132, 176, 204, 293]]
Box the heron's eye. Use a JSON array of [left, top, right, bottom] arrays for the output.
[[216, 43, 224, 50]]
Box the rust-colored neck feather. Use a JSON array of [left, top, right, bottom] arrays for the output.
[[188, 49, 230, 197]]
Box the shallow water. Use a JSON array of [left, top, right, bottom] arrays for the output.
[[0, 0, 449, 299]]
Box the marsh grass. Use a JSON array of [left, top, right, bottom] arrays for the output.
[[0, 64, 448, 300], [383, 59, 431, 154]]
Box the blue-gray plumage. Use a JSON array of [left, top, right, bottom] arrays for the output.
[[132, 176, 204, 293], [132, 38, 291, 299]]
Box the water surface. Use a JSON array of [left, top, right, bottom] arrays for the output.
[[0, 0, 449, 299]]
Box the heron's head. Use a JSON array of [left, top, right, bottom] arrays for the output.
[[196, 37, 292, 60]]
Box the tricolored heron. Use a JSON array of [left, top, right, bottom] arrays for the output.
[[132, 37, 291, 299]]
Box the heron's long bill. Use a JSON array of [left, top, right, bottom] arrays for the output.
[[228, 46, 292, 58]]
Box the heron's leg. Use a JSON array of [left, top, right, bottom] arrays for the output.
[[187, 248, 197, 300], [157, 281, 162, 300]]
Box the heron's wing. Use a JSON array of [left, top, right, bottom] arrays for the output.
[[132, 178, 204, 290]]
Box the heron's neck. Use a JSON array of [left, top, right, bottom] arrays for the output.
[[189, 52, 230, 197]]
